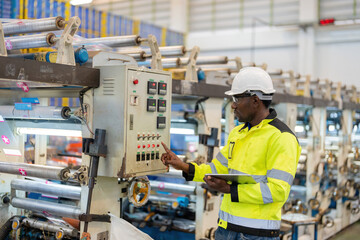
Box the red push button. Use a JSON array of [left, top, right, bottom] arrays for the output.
[[133, 79, 139, 85], [147, 144, 151, 148], [137, 145, 141, 149], [157, 144, 160, 147], [143, 145, 146, 148], [152, 144, 155, 148]]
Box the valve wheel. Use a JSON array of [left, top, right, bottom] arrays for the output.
[[128, 176, 151, 207]]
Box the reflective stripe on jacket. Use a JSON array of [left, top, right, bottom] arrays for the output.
[[183, 109, 301, 237]]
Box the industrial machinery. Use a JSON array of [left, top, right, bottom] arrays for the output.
[[0, 16, 173, 240]]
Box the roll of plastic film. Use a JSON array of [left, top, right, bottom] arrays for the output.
[[0, 106, 71, 120]]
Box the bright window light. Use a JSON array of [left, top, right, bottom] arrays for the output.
[[170, 128, 195, 135], [295, 125, 304, 133], [70, 0, 92, 5], [17, 127, 82, 137]]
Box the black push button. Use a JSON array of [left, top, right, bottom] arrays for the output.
[[156, 152, 160, 159], [151, 152, 155, 160], [146, 153, 150, 160], [136, 153, 141, 161]]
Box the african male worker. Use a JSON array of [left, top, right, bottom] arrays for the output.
[[161, 67, 301, 240]]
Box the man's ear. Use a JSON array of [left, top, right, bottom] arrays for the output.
[[252, 96, 261, 107]]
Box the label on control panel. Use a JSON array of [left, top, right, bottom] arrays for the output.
[[147, 81, 157, 94], [158, 82, 167, 95], [147, 99, 157, 112], [157, 99, 166, 112]]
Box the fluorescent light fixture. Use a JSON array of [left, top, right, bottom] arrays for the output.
[[70, 0, 92, 5], [17, 127, 82, 137], [170, 128, 195, 135]]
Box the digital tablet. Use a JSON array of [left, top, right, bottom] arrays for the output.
[[205, 174, 257, 184]]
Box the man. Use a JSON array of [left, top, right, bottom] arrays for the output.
[[161, 67, 301, 240]]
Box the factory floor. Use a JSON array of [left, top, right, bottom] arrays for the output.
[[330, 221, 360, 240]]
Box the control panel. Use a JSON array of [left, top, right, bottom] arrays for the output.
[[94, 65, 171, 178]]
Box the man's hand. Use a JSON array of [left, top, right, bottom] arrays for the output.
[[161, 142, 189, 173], [203, 176, 231, 194]]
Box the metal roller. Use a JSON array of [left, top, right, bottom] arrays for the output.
[[116, 49, 149, 61], [0, 106, 71, 120], [22, 218, 78, 237], [138, 58, 180, 68], [267, 69, 283, 75], [121, 51, 147, 61], [0, 161, 70, 181], [11, 179, 81, 200], [5, 33, 56, 50], [75, 35, 141, 48], [3, 17, 65, 36], [144, 45, 186, 57], [180, 56, 228, 66], [150, 181, 195, 195], [11, 197, 81, 219], [149, 195, 178, 203]]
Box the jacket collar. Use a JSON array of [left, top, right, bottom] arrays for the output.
[[265, 108, 277, 120], [239, 108, 277, 132]]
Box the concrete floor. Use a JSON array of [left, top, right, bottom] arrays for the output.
[[330, 221, 360, 240]]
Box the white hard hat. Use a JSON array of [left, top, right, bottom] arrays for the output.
[[225, 67, 276, 98]]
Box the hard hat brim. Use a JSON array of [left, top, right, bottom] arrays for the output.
[[224, 90, 240, 96]]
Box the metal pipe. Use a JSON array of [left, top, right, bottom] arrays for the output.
[[3, 17, 65, 36], [22, 218, 78, 237], [0, 162, 70, 181], [0, 106, 71, 120], [11, 179, 81, 200], [5, 33, 56, 50], [11, 197, 81, 219], [150, 181, 195, 195], [75, 35, 141, 48], [180, 56, 228, 65]]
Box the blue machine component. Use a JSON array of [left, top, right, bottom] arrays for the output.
[[74, 47, 89, 65], [329, 199, 337, 209], [14, 103, 32, 110], [197, 69, 206, 81], [177, 196, 190, 208], [311, 209, 319, 217], [21, 98, 39, 104]]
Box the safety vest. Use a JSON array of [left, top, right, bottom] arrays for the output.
[[183, 109, 301, 237]]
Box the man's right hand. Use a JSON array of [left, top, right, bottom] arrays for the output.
[[161, 142, 189, 173]]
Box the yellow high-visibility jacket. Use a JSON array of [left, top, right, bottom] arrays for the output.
[[183, 109, 301, 237]]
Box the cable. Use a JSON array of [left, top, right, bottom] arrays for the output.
[[195, 97, 209, 128], [199, 102, 209, 128]]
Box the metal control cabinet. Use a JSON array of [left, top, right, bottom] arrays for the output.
[[93, 65, 171, 178]]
